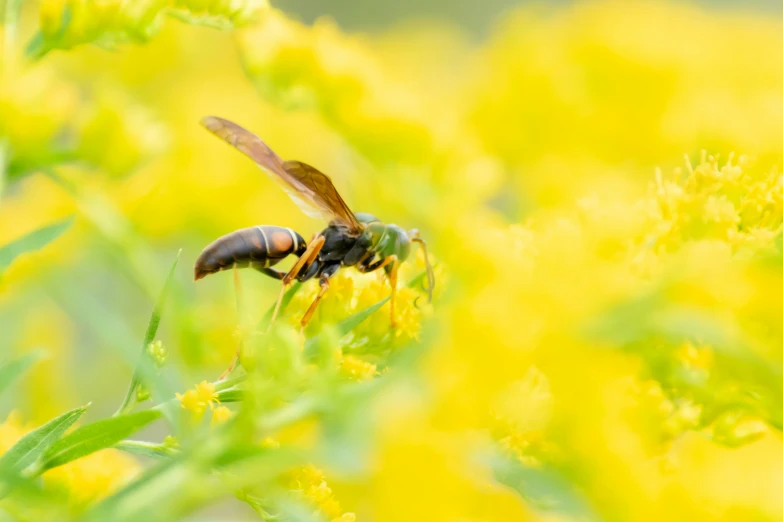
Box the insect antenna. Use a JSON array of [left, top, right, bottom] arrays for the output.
[[410, 230, 435, 303]]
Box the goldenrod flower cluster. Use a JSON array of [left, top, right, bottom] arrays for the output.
[[339, 354, 377, 382], [33, 0, 269, 55], [43, 449, 140, 505], [291, 464, 355, 522], [288, 265, 429, 348]]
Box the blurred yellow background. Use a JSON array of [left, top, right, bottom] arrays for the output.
[[4, 0, 783, 520]]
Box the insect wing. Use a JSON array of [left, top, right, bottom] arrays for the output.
[[282, 160, 361, 232], [201, 116, 360, 231]]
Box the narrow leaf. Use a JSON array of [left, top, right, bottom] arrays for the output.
[[0, 404, 87, 473], [115, 250, 181, 415], [40, 410, 162, 471], [216, 388, 245, 403], [0, 351, 44, 398], [304, 297, 389, 356], [0, 217, 73, 275], [24, 31, 46, 58]]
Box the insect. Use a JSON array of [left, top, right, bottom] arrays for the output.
[[194, 116, 435, 332]]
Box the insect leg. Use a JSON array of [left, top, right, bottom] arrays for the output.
[[387, 256, 400, 328], [284, 235, 325, 284], [299, 258, 321, 282], [300, 263, 340, 329], [356, 254, 388, 273], [269, 235, 326, 328], [356, 255, 399, 327], [254, 267, 285, 280], [409, 229, 435, 303]]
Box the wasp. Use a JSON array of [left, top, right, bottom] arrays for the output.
[[194, 116, 435, 332]]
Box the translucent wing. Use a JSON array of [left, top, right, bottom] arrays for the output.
[[201, 116, 361, 232], [281, 160, 361, 230]]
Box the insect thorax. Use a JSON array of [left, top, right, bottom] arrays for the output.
[[366, 222, 411, 262]]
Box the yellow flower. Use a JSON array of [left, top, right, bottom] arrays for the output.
[[195, 380, 218, 404], [44, 449, 140, 505], [176, 381, 218, 414], [292, 464, 352, 520], [175, 389, 203, 413], [210, 405, 233, 426], [296, 463, 325, 486], [306, 481, 338, 511], [391, 287, 422, 343], [339, 355, 377, 381], [0, 411, 27, 454]]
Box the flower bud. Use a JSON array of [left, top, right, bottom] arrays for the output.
[[146, 340, 168, 368]]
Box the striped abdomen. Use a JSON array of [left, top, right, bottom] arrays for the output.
[[194, 226, 306, 280]]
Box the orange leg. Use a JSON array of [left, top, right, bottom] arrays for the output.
[[300, 279, 330, 330], [268, 235, 325, 328], [284, 235, 325, 285], [364, 255, 399, 327], [369, 255, 396, 272], [356, 254, 400, 326]]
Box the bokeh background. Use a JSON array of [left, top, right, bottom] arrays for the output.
[[4, 0, 783, 520]]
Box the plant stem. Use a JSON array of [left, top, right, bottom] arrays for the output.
[[114, 250, 182, 416], [114, 439, 178, 458]]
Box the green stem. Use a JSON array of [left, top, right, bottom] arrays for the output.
[[114, 439, 178, 458], [114, 249, 182, 417]]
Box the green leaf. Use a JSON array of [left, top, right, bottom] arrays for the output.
[[23, 31, 45, 58], [40, 410, 162, 471], [0, 351, 44, 398], [24, 3, 70, 59], [216, 388, 245, 403], [0, 217, 73, 275], [0, 405, 87, 474], [115, 250, 181, 416], [304, 296, 390, 357]]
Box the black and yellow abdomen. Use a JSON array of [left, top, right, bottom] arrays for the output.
[[194, 226, 306, 280]]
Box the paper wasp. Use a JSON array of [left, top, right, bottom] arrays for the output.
[[194, 116, 435, 332]]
